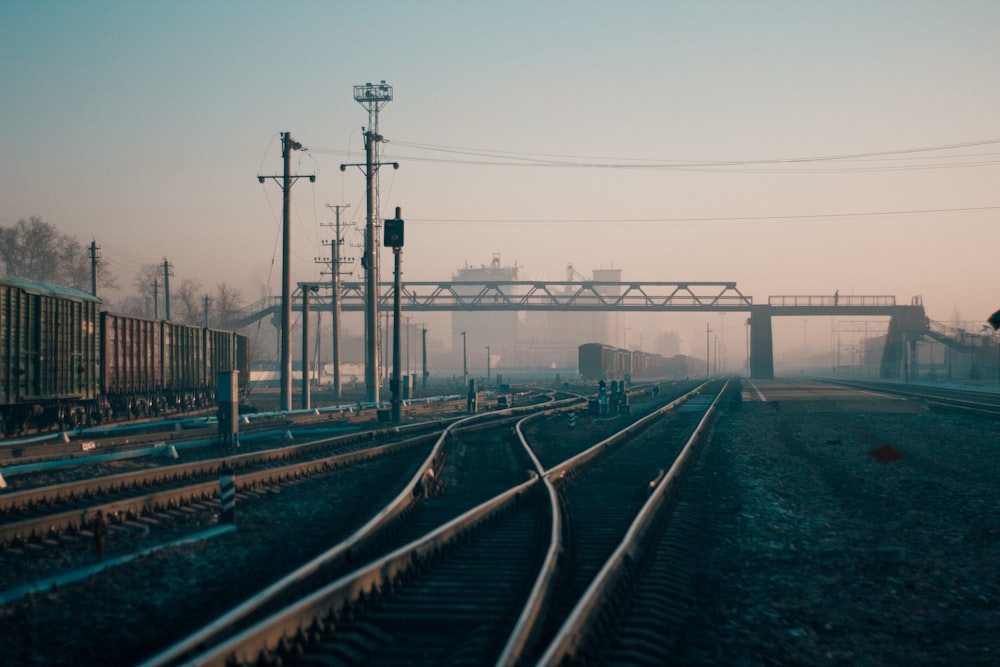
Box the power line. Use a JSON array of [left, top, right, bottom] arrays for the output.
[[406, 204, 1000, 227], [304, 137, 1000, 173]]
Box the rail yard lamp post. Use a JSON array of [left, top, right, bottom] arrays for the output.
[[341, 81, 397, 404]]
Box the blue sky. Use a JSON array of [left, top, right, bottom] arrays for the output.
[[3, 0, 1000, 357]]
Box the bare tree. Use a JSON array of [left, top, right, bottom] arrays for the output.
[[172, 278, 204, 324], [213, 282, 245, 328], [0, 216, 58, 279], [60, 235, 92, 289], [131, 263, 165, 317], [0, 216, 118, 291], [108, 294, 152, 318]]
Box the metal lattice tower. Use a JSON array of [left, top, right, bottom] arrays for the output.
[[354, 81, 392, 139], [353, 81, 393, 402]]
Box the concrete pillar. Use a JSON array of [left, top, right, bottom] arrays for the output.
[[749, 305, 775, 379]]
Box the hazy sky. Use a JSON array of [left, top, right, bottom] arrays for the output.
[[3, 0, 999, 357]]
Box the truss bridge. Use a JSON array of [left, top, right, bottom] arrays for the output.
[[235, 280, 931, 380]]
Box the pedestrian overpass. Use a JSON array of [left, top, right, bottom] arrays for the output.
[[233, 281, 929, 380]]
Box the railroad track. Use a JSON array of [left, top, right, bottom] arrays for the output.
[[818, 378, 1000, 418], [0, 391, 529, 548], [0, 394, 471, 467], [0, 420, 448, 549], [143, 380, 731, 667]]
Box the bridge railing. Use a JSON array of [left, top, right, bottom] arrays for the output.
[[243, 295, 280, 315], [768, 295, 896, 308]]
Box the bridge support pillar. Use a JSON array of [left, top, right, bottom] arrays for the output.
[[880, 306, 928, 379], [749, 305, 774, 379]]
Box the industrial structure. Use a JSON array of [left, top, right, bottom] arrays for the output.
[[522, 265, 623, 369], [450, 255, 521, 372], [235, 276, 967, 383]]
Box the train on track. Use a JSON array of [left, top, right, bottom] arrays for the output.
[[1, 275, 249, 436], [578, 342, 699, 382]]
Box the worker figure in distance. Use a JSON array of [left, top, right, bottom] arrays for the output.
[[834, 289, 839, 306]]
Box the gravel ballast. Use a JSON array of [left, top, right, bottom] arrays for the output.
[[674, 383, 1000, 666]]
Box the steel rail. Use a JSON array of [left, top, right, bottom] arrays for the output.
[[160, 383, 702, 667], [536, 380, 730, 665], [1, 432, 440, 547], [0, 418, 447, 515], [138, 396, 580, 667], [179, 474, 541, 667], [496, 381, 709, 666]]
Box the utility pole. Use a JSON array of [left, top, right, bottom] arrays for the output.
[[258, 131, 315, 412], [341, 81, 397, 404], [152, 280, 159, 319], [406, 316, 411, 377], [706, 323, 712, 378], [301, 284, 318, 409], [421, 326, 428, 391], [462, 331, 468, 386], [89, 240, 100, 297], [203, 295, 210, 327], [315, 309, 322, 392], [162, 258, 172, 321], [321, 203, 352, 399]]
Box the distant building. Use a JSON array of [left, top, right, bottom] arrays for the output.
[[451, 254, 522, 373], [522, 266, 622, 369], [449, 257, 641, 372]]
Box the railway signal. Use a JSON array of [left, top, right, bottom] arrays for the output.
[[388, 207, 405, 423], [384, 216, 404, 248]]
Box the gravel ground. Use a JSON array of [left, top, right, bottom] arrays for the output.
[[675, 388, 1000, 666]]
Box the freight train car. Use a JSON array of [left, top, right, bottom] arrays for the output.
[[578, 343, 632, 381], [100, 313, 249, 419], [100, 311, 162, 418], [1, 276, 102, 432], [578, 342, 698, 382], [1, 275, 250, 435]]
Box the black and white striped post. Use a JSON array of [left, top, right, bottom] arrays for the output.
[[219, 463, 235, 523]]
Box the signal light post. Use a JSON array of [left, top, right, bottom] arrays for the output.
[[385, 208, 405, 423]]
